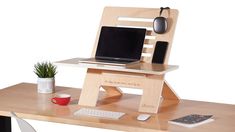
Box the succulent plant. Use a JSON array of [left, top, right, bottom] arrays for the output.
[[34, 62, 57, 78]]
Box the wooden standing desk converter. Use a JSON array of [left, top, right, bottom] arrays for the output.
[[0, 83, 235, 132], [56, 6, 181, 114]]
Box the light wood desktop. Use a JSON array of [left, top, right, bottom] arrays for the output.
[[0, 83, 235, 132]]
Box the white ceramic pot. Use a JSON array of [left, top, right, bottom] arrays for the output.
[[37, 78, 55, 93]]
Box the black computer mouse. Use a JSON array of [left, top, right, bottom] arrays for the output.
[[153, 16, 167, 34]]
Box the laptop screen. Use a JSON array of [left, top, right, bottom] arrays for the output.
[[95, 26, 146, 61]]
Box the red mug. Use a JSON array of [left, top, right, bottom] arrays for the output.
[[51, 94, 71, 106]]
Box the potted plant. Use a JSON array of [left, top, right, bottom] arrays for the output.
[[34, 62, 57, 93]]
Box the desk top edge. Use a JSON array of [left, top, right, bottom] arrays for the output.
[[55, 58, 179, 75]]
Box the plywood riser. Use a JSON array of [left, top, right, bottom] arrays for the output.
[[78, 69, 179, 113]]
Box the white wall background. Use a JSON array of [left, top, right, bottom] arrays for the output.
[[0, 0, 235, 131]]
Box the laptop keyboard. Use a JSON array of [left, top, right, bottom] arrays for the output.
[[96, 58, 134, 64]]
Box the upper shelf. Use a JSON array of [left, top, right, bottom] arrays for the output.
[[55, 58, 178, 75]]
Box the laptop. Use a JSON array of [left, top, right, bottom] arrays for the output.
[[79, 26, 146, 66]]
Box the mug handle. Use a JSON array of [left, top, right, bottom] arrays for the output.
[[51, 98, 57, 104]]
